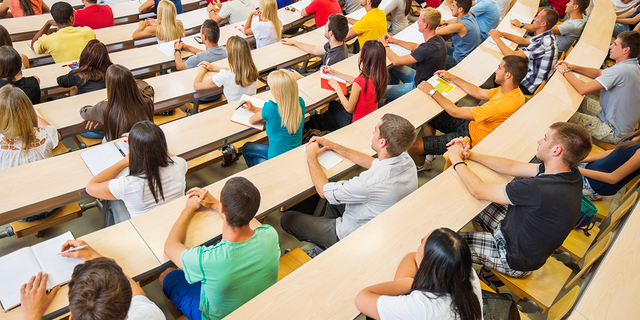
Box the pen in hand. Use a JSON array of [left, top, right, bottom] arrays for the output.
[[115, 143, 126, 157], [58, 245, 88, 255], [236, 101, 247, 110]]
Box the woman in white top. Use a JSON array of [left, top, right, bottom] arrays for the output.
[[193, 36, 259, 103], [356, 228, 484, 320], [132, 0, 185, 42], [243, 0, 282, 48], [382, 0, 411, 35], [0, 84, 59, 171], [86, 121, 187, 225]]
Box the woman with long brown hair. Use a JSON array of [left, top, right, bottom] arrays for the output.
[[579, 129, 640, 200], [86, 120, 187, 225], [79, 64, 154, 141], [57, 40, 113, 96], [193, 36, 259, 103], [356, 228, 483, 320], [307, 40, 388, 131], [0, 0, 49, 17], [0, 45, 40, 105], [0, 25, 29, 68]]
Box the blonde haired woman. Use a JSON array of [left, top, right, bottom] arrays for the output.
[[0, 85, 60, 171], [243, 0, 282, 48], [193, 36, 259, 103], [241, 70, 304, 167], [132, 0, 184, 42]]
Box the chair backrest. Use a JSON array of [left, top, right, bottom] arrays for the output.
[[596, 192, 638, 241], [278, 247, 311, 281], [565, 39, 578, 56], [620, 176, 640, 203], [565, 233, 613, 288], [533, 80, 546, 95], [548, 286, 581, 320]]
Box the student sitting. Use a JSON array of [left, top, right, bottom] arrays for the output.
[[0, 0, 49, 17], [244, 0, 282, 48], [437, 0, 481, 69], [381, 0, 411, 35], [0, 46, 40, 105], [555, 31, 640, 144], [0, 85, 59, 171], [347, 0, 387, 51], [140, 0, 183, 14], [86, 121, 187, 226], [380, 8, 447, 103], [133, 0, 185, 42], [57, 39, 113, 96], [579, 129, 640, 200], [208, 0, 254, 25], [74, 0, 114, 30], [449, 123, 591, 280], [282, 114, 418, 255], [355, 228, 483, 320], [513, 0, 588, 54], [408, 56, 527, 171], [161, 177, 280, 320], [194, 36, 259, 103], [300, 0, 342, 28], [0, 25, 29, 68], [80, 64, 154, 141], [306, 40, 388, 131], [31, 2, 96, 64], [470, 0, 499, 41], [488, 8, 559, 94], [20, 240, 165, 320], [174, 19, 227, 71], [280, 13, 349, 72], [241, 70, 305, 167]]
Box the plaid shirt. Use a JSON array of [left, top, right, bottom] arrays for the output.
[[520, 30, 558, 93]]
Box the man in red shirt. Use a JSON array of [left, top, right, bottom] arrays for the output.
[[301, 0, 342, 27], [74, 0, 114, 30]]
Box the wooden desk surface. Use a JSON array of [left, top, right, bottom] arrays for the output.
[[568, 204, 640, 320], [0, 221, 159, 320]]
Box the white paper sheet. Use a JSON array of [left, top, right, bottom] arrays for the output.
[[301, 145, 343, 170], [80, 141, 130, 176], [230, 94, 266, 130], [156, 40, 178, 56]]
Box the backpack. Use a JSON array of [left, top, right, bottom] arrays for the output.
[[574, 195, 598, 236]]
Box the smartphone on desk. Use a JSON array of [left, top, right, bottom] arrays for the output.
[[195, 36, 203, 44]]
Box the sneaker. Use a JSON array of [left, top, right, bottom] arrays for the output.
[[416, 154, 435, 172], [478, 266, 504, 291], [305, 246, 324, 258]]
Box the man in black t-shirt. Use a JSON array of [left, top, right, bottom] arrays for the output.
[[447, 122, 591, 279], [379, 7, 447, 103]]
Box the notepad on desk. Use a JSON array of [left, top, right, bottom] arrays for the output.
[[0, 231, 83, 312], [320, 72, 348, 95], [156, 41, 178, 56], [427, 75, 456, 96], [289, 0, 310, 12], [487, 37, 515, 50], [80, 141, 130, 176], [230, 94, 266, 130], [301, 145, 343, 170], [511, 12, 530, 24]]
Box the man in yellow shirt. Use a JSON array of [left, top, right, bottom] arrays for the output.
[[346, 0, 387, 50], [31, 2, 96, 63], [407, 55, 528, 171]]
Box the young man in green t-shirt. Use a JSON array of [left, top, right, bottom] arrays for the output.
[[161, 177, 280, 320]]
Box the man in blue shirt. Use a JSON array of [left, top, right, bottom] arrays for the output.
[[436, 0, 481, 69], [470, 0, 500, 41]]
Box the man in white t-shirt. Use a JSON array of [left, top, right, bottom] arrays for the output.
[[20, 240, 165, 320], [208, 0, 254, 24]]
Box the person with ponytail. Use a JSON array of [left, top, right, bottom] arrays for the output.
[[243, 0, 282, 48], [307, 40, 388, 131], [241, 70, 304, 167], [0, 0, 49, 17], [133, 0, 185, 42], [579, 129, 640, 200], [86, 120, 187, 225], [355, 228, 483, 320]]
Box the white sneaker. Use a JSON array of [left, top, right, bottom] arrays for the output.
[[416, 155, 435, 172]]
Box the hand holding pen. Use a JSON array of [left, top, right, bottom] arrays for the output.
[[59, 240, 102, 261], [238, 100, 260, 113]]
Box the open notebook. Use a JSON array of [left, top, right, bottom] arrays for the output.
[[0, 232, 83, 312], [320, 72, 348, 95], [230, 94, 267, 130], [80, 141, 130, 177]]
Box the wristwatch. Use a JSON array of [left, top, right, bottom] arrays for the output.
[[520, 22, 525, 28], [208, 7, 214, 12], [174, 49, 181, 54], [429, 89, 437, 97], [562, 68, 571, 75]]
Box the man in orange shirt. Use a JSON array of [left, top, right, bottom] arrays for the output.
[[408, 55, 528, 171]]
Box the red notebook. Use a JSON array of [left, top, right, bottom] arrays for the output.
[[320, 72, 347, 95]]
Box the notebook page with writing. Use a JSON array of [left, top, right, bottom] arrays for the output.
[[230, 94, 266, 130], [80, 141, 130, 176], [31, 232, 83, 290], [0, 248, 43, 311]]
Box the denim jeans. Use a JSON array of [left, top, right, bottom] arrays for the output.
[[384, 65, 417, 102], [104, 200, 131, 227], [81, 130, 104, 139], [445, 44, 458, 70], [242, 142, 269, 167]]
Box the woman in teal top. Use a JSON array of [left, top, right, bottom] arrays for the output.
[[242, 70, 305, 167]]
